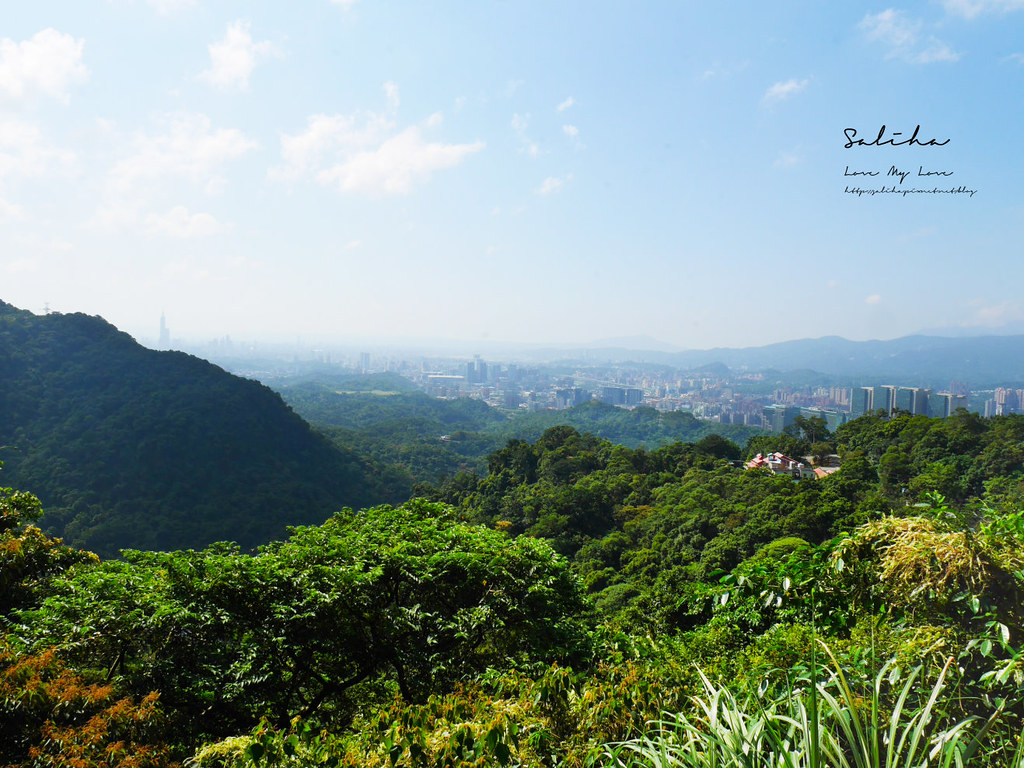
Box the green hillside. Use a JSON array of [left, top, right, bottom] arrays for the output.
[[0, 301, 394, 557], [278, 383, 507, 484], [279, 384, 757, 486]]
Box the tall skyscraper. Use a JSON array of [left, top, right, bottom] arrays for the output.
[[994, 388, 1020, 415], [877, 385, 897, 417], [763, 404, 800, 433], [929, 393, 952, 418], [851, 387, 872, 416], [158, 313, 170, 349], [896, 387, 931, 416]]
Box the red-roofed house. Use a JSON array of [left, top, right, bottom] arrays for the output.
[[744, 452, 811, 479]]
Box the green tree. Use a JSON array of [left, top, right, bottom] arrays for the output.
[[744, 434, 810, 462], [694, 434, 741, 462], [0, 480, 95, 617], [23, 500, 589, 744], [789, 414, 830, 443]]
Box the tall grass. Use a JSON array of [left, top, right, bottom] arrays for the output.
[[601, 644, 1002, 768]]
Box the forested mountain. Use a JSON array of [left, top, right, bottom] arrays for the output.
[[277, 383, 508, 485], [0, 301, 395, 557], [279, 382, 504, 432]]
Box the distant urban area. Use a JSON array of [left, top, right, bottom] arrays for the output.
[[161, 323, 1024, 434]]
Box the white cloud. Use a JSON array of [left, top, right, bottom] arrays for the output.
[[865, 294, 882, 305], [562, 124, 583, 150], [557, 96, 575, 111], [859, 10, 959, 63], [536, 173, 571, 195], [274, 84, 484, 196], [95, 114, 255, 232], [860, 10, 919, 48], [0, 118, 76, 180], [1005, 52, 1024, 63], [915, 42, 960, 63], [942, 0, 1024, 17], [275, 113, 392, 181], [330, 0, 360, 7], [199, 21, 279, 92], [0, 118, 74, 219], [511, 113, 539, 157], [147, 0, 197, 14], [0, 29, 88, 102], [110, 112, 257, 195], [967, 301, 1024, 326], [762, 78, 808, 104], [145, 206, 227, 238], [317, 127, 484, 195]]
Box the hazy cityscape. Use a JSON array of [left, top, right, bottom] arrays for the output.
[[146, 314, 1024, 437]]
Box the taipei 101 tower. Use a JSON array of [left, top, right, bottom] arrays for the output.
[[158, 312, 170, 349]]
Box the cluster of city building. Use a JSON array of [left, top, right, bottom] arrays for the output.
[[761, 384, 971, 435], [396, 355, 991, 434], [169, 324, 1015, 433], [983, 388, 1024, 417]]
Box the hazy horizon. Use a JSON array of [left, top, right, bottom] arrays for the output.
[[9, 297, 1024, 361], [3, 2, 1023, 349]]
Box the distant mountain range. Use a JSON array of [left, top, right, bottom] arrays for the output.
[[187, 329, 1024, 387], [667, 335, 1024, 385], [0, 301, 394, 557], [517, 334, 1024, 386]]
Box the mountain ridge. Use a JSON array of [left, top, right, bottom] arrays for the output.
[[0, 300, 393, 557]]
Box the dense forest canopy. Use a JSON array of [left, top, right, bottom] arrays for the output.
[[3, 405, 1024, 766]]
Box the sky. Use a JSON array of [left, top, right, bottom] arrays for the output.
[[2, 0, 1024, 350]]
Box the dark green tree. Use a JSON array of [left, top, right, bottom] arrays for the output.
[[23, 500, 589, 743]]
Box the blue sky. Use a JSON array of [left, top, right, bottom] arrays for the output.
[[2, 0, 1023, 349]]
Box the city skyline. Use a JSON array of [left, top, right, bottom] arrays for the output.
[[2, 2, 1023, 348]]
